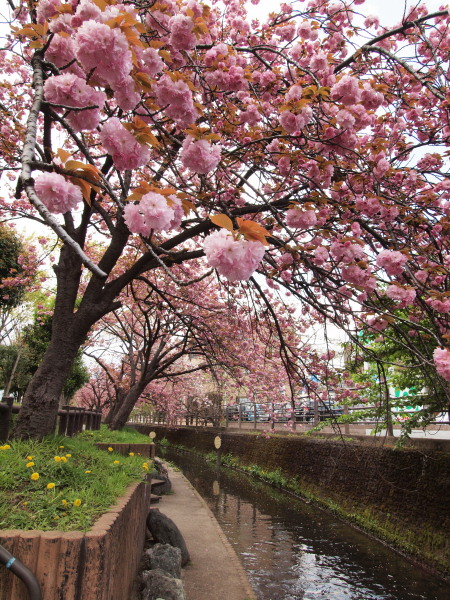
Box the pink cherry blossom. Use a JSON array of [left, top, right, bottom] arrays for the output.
[[169, 14, 197, 50], [341, 265, 377, 291], [279, 107, 312, 133], [313, 246, 329, 266], [330, 240, 365, 263], [427, 298, 450, 313], [114, 77, 141, 112], [205, 65, 248, 92], [433, 347, 450, 381], [35, 172, 83, 214], [155, 76, 199, 128], [361, 83, 384, 110], [386, 285, 416, 305], [124, 192, 175, 235], [99, 118, 150, 171], [36, 0, 60, 24], [180, 136, 222, 174], [138, 47, 164, 78], [286, 208, 317, 229], [44, 74, 106, 131], [203, 230, 265, 281], [167, 196, 184, 230], [330, 75, 362, 106], [376, 250, 408, 276], [74, 20, 132, 89]]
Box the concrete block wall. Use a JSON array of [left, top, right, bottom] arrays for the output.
[[0, 479, 152, 600], [137, 425, 450, 575]]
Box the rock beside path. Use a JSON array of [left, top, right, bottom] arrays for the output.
[[147, 509, 190, 566], [141, 568, 185, 600], [142, 543, 182, 579]]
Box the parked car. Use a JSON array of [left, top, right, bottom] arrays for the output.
[[294, 400, 344, 422], [246, 403, 270, 421], [225, 405, 240, 420], [294, 404, 314, 422], [272, 402, 292, 422]]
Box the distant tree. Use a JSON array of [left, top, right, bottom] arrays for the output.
[[0, 304, 89, 403], [0, 225, 27, 310]]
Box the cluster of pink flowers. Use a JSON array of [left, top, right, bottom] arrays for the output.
[[427, 298, 450, 313], [35, 172, 82, 214], [376, 249, 408, 276], [203, 230, 265, 281], [341, 265, 376, 292], [330, 75, 361, 105], [433, 348, 450, 381], [44, 73, 106, 132], [124, 192, 183, 236], [286, 208, 317, 229], [279, 106, 312, 134], [205, 65, 248, 92], [74, 21, 132, 90], [330, 240, 365, 263], [169, 14, 197, 50], [355, 196, 381, 217], [386, 285, 416, 305], [155, 76, 198, 128], [180, 136, 222, 174], [99, 118, 150, 171]]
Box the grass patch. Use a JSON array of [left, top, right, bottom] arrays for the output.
[[0, 432, 152, 532], [77, 425, 151, 444]]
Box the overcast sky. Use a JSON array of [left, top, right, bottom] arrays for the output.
[[249, 0, 447, 26]]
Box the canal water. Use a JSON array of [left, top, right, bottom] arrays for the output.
[[160, 447, 448, 600]]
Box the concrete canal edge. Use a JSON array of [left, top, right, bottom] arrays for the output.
[[155, 465, 257, 600], [133, 425, 450, 580]]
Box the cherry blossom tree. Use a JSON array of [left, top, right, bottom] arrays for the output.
[[1, 0, 450, 438], [81, 262, 312, 428]]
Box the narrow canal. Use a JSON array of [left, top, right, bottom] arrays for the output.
[[159, 447, 448, 600]]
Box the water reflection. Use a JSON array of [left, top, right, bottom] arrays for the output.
[[161, 447, 448, 600]]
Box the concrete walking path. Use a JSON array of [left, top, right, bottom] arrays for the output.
[[154, 464, 256, 600]]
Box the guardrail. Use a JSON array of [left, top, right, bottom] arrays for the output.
[[128, 400, 450, 432], [0, 397, 102, 441]]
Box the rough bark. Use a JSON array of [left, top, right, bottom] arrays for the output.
[[109, 384, 146, 431]]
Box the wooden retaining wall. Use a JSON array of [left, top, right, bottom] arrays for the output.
[[0, 479, 152, 600]]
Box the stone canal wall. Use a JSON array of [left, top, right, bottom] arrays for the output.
[[133, 425, 450, 576]]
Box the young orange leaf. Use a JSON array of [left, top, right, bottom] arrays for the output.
[[210, 214, 234, 232], [56, 148, 71, 164], [182, 199, 195, 215], [236, 218, 270, 245]]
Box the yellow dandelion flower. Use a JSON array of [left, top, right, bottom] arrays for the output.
[[107, 447, 113, 452], [27, 455, 34, 460], [30, 472, 39, 481], [113, 460, 120, 465], [22, 501, 28, 506], [85, 470, 91, 474], [1, 444, 11, 450], [60, 456, 67, 463], [59, 446, 64, 449], [47, 483, 55, 490], [65, 454, 71, 458], [142, 462, 149, 471], [54, 456, 61, 463], [73, 499, 82, 507], [129, 452, 135, 456], [26, 461, 35, 468], [61, 500, 68, 507]]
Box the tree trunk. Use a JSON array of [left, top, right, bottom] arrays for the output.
[[12, 334, 84, 439], [109, 385, 145, 430]]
